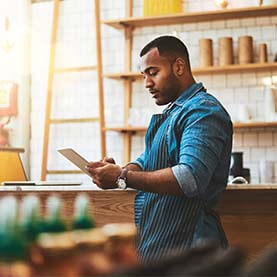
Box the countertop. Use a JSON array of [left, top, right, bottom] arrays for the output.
[[0, 184, 276, 191]]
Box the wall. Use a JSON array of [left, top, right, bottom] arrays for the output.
[[0, 0, 31, 177], [31, 0, 277, 185]]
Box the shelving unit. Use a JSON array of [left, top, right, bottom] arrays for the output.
[[104, 62, 277, 80], [102, 5, 277, 29], [104, 122, 277, 134], [102, 3, 277, 163]]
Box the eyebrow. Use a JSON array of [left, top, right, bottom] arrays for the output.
[[141, 66, 158, 74]]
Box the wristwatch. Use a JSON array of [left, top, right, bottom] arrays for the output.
[[116, 168, 128, 189]]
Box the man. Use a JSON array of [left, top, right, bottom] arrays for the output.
[[87, 36, 233, 263]]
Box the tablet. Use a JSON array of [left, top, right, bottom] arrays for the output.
[[57, 148, 91, 176]]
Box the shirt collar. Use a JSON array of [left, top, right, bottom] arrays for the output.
[[163, 82, 205, 113]]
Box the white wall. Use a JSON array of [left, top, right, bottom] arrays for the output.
[[31, 0, 277, 184], [0, 0, 31, 177]]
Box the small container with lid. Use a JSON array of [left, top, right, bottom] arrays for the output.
[[73, 228, 113, 276], [102, 223, 138, 267], [31, 231, 78, 277]]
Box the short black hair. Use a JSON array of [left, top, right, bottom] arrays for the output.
[[140, 35, 191, 68]]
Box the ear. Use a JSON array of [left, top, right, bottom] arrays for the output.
[[173, 57, 186, 76]]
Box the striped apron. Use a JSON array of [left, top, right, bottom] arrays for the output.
[[135, 111, 204, 263]]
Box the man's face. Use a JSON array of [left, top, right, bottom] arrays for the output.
[[140, 47, 181, 106]]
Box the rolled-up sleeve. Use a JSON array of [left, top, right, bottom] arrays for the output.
[[172, 164, 197, 197], [176, 99, 230, 197]]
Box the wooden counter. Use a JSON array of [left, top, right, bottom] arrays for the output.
[[0, 184, 276, 259]]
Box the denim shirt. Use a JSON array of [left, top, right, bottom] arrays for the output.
[[132, 82, 233, 262]]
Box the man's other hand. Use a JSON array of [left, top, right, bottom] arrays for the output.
[[86, 161, 121, 189]]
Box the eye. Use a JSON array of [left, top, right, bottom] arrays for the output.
[[149, 70, 158, 77]]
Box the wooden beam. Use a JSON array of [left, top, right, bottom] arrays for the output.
[[94, 0, 107, 159], [46, 170, 83, 174], [54, 66, 97, 73], [50, 117, 99, 124], [41, 0, 60, 181]]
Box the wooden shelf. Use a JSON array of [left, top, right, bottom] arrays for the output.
[[105, 126, 147, 133], [233, 121, 277, 128], [105, 122, 277, 133], [102, 5, 277, 30], [104, 62, 277, 80], [54, 66, 97, 73], [104, 71, 142, 80], [193, 62, 277, 75], [50, 117, 99, 124]]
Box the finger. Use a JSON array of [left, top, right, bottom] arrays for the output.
[[92, 177, 103, 189], [92, 178, 99, 186], [87, 161, 105, 168], [86, 166, 100, 176], [103, 157, 116, 164]]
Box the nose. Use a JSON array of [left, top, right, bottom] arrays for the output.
[[144, 75, 154, 89]]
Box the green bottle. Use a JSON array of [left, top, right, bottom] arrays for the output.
[[0, 196, 28, 262], [72, 194, 95, 230], [44, 195, 67, 233], [19, 195, 45, 242]]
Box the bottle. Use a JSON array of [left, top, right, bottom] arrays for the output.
[[72, 194, 112, 275], [19, 195, 45, 242], [44, 196, 67, 233], [0, 196, 31, 277], [72, 194, 96, 230], [31, 196, 76, 277]]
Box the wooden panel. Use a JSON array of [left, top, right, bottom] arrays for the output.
[[0, 190, 136, 227], [216, 189, 277, 260], [1, 187, 277, 260], [102, 5, 277, 29]]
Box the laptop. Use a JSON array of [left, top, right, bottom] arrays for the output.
[[1, 149, 83, 186]]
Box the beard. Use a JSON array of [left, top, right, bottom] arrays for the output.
[[155, 73, 181, 106]]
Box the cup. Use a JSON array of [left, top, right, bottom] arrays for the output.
[[238, 36, 253, 64], [259, 160, 274, 183], [199, 38, 213, 67], [259, 43, 268, 63], [218, 37, 234, 66]]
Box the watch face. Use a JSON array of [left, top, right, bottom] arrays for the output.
[[117, 179, 127, 189]]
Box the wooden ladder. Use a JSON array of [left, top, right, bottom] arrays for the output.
[[41, 0, 106, 180]]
